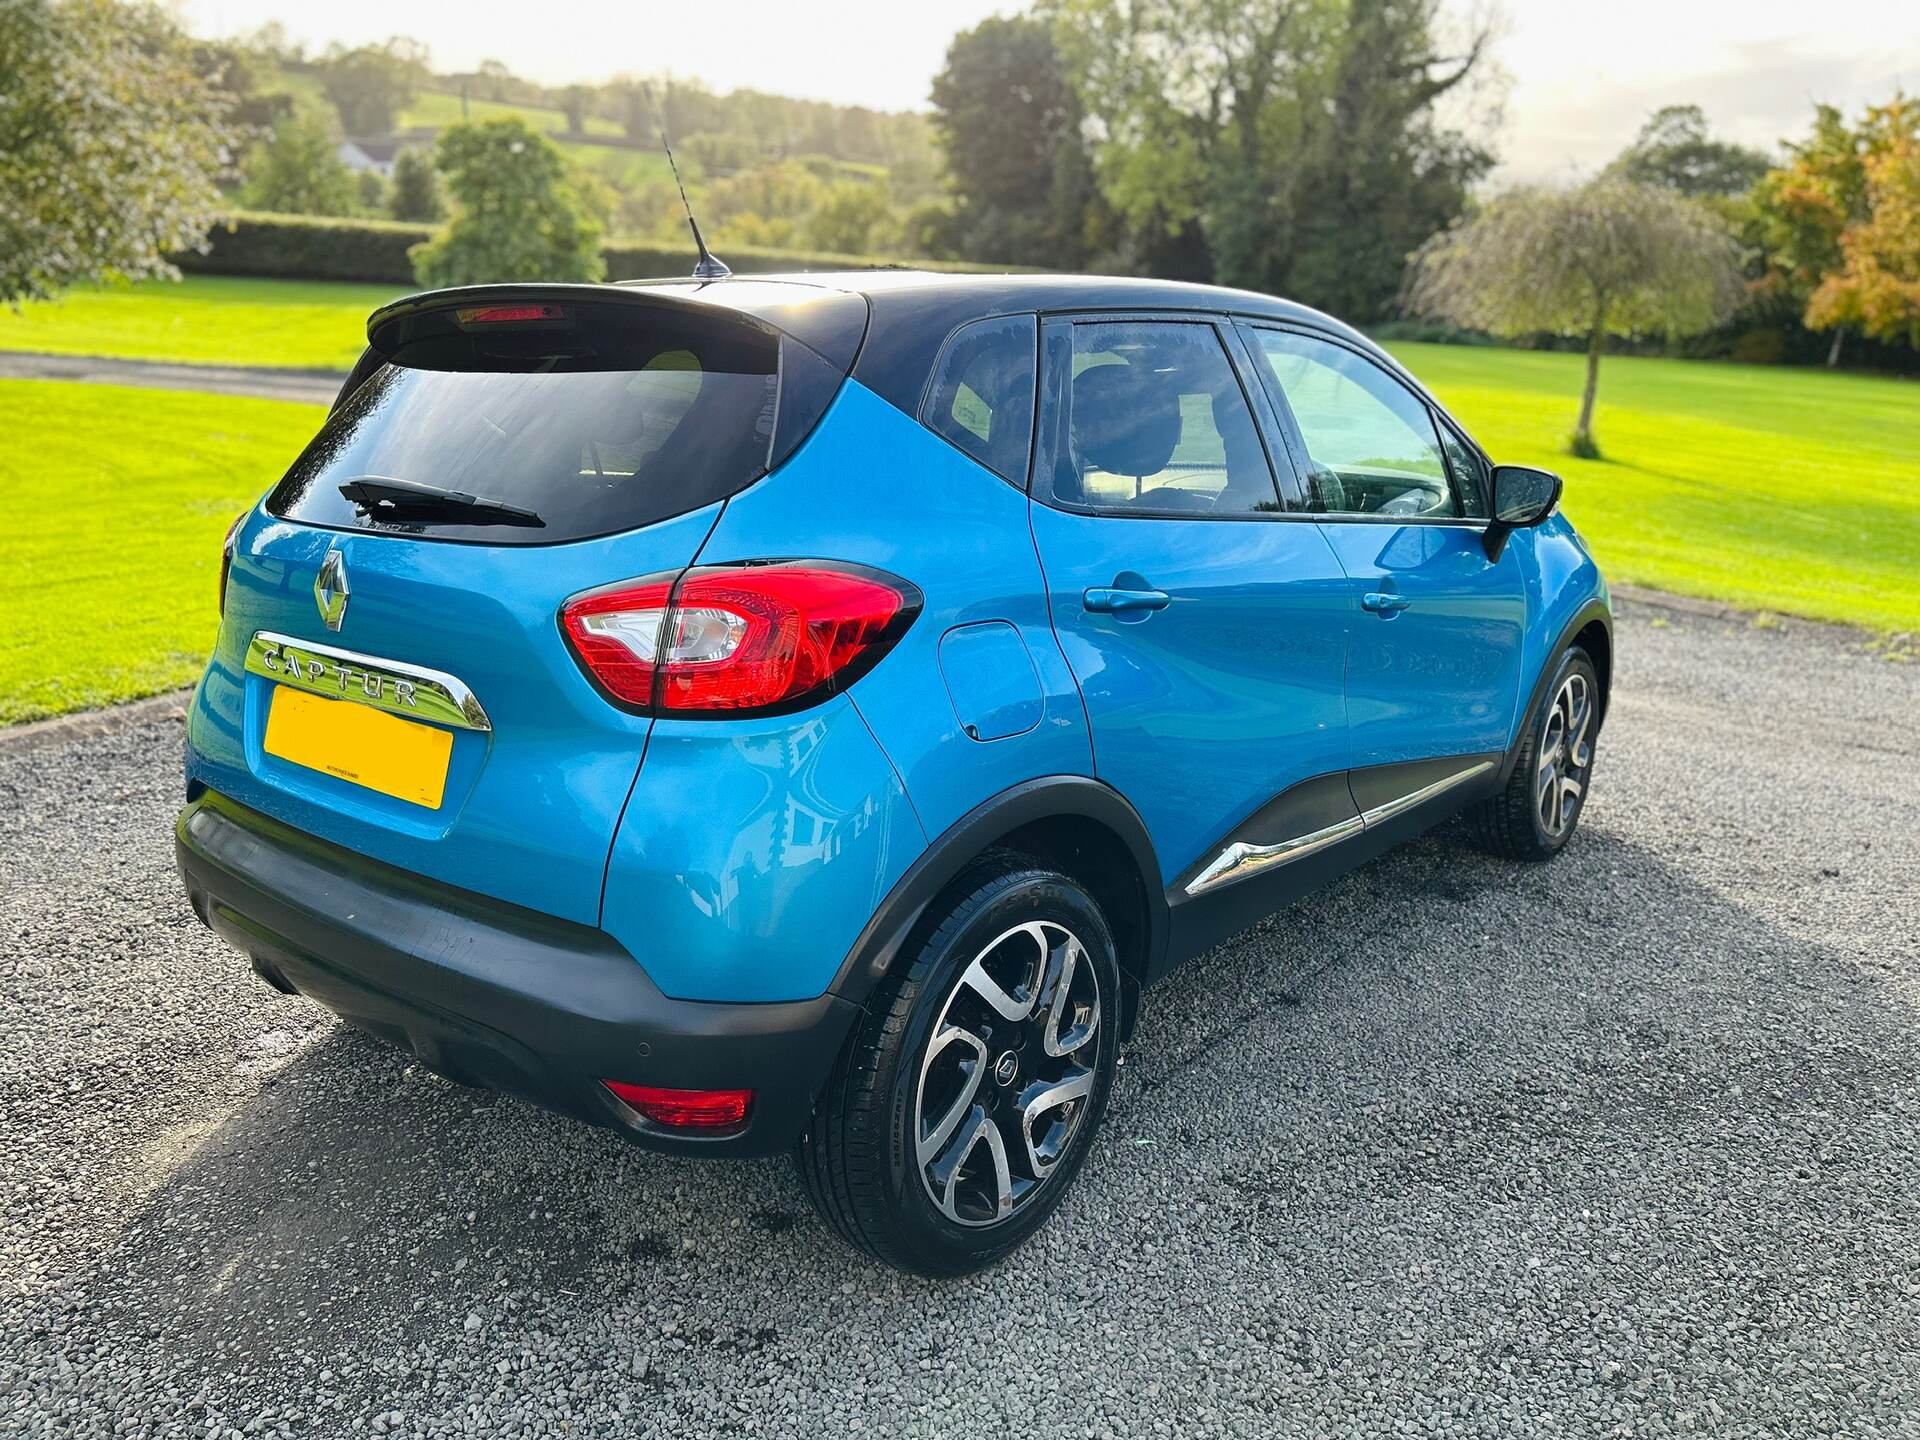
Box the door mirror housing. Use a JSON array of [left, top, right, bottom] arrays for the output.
[[1483, 464, 1563, 560]]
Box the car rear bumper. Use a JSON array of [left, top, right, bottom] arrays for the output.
[[174, 789, 856, 1156]]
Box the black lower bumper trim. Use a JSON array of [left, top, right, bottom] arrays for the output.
[[175, 790, 855, 1155]]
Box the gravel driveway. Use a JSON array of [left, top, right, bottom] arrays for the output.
[[2, 602, 1916, 1438]]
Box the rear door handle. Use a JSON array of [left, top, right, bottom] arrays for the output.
[[1084, 587, 1171, 614], [1361, 591, 1412, 615]]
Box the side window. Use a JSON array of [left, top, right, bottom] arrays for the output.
[[920, 314, 1037, 484], [1048, 321, 1279, 516], [1245, 327, 1465, 519]]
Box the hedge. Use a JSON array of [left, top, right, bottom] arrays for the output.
[[176, 213, 435, 284], [175, 212, 1013, 287]]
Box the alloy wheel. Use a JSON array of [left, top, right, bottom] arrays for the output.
[[913, 920, 1102, 1228], [1535, 670, 1594, 838]]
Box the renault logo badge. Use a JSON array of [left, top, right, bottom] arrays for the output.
[[314, 549, 350, 631]]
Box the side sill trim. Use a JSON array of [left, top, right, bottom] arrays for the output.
[[1181, 815, 1364, 897], [1359, 758, 1494, 828], [1182, 758, 1495, 898]]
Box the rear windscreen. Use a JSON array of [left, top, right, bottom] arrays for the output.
[[268, 303, 830, 545]]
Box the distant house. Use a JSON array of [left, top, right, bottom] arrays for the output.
[[337, 139, 403, 179]]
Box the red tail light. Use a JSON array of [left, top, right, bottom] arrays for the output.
[[218, 510, 247, 616], [561, 561, 919, 716], [602, 1081, 753, 1130]]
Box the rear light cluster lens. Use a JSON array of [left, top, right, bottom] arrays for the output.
[[602, 1081, 752, 1131], [561, 561, 919, 715], [218, 510, 247, 616]]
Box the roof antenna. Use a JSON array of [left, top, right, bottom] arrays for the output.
[[648, 83, 730, 282]]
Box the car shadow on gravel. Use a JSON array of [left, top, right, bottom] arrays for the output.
[[9, 819, 1918, 1427]]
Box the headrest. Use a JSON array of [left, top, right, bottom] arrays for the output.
[[1071, 364, 1181, 479]]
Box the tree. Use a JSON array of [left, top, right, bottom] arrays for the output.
[[237, 21, 302, 65], [1614, 105, 1773, 198], [1051, 0, 1490, 309], [389, 147, 445, 222], [411, 119, 605, 287], [606, 78, 657, 142], [1750, 105, 1865, 366], [929, 15, 1094, 266], [707, 162, 824, 249], [0, 0, 237, 305], [1805, 98, 1920, 349], [240, 106, 358, 216], [1752, 98, 1919, 364], [1052, 0, 1302, 275], [1405, 178, 1743, 456], [804, 179, 893, 255], [321, 40, 424, 135], [555, 85, 595, 136], [476, 59, 512, 103], [190, 38, 284, 128], [1285, 0, 1496, 323], [355, 169, 390, 215]]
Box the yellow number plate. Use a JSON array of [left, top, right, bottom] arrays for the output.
[[264, 686, 453, 809]]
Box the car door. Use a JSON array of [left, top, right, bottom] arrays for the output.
[[1027, 313, 1354, 893], [1239, 323, 1527, 772]]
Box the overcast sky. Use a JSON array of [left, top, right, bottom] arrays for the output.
[[174, 0, 1920, 180]]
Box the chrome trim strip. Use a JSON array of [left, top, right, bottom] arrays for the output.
[[1182, 758, 1498, 898], [245, 631, 492, 732], [1358, 759, 1494, 827], [1183, 815, 1365, 897]]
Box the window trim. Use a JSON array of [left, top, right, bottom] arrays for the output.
[[1027, 310, 1293, 523], [914, 311, 1040, 489], [1432, 411, 1493, 519], [1235, 320, 1492, 531]]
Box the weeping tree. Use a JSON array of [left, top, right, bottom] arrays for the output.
[[1404, 177, 1743, 457]]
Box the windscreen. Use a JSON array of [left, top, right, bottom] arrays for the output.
[[268, 304, 791, 545]]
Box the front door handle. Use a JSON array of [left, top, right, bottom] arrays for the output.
[[1361, 591, 1412, 615], [1084, 586, 1171, 614]]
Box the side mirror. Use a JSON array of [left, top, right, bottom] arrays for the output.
[[1483, 464, 1563, 561]]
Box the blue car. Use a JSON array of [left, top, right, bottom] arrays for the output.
[[177, 272, 1610, 1275]]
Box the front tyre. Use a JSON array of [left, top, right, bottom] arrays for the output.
[[796, 856, 1120, 1276], [1469, 645, 1600, 861]]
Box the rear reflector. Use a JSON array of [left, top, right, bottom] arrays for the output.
[[561, 561, 920, 716], [602, 1081, 753, 1130]]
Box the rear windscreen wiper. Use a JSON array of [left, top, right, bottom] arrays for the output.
[[338, 476, 545, 528]]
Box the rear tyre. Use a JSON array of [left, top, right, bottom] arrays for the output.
[[796, 853, 1120, 1276], [1469, 645, 1599, 861]]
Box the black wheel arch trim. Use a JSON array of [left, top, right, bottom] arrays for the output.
[[1499, 597, 1613, 788], [826, 775, 1168, 1019]]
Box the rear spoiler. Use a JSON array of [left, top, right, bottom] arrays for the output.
[[335, 281, 868, 417], [364, 281, 869, 371]]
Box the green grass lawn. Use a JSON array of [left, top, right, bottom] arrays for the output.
[[0, 275, 400, 371], [1384, 343, 1920, 632], [0, 381, 324, 724]]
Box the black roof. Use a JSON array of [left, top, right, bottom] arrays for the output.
[[621, 270, 1391, 416]]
